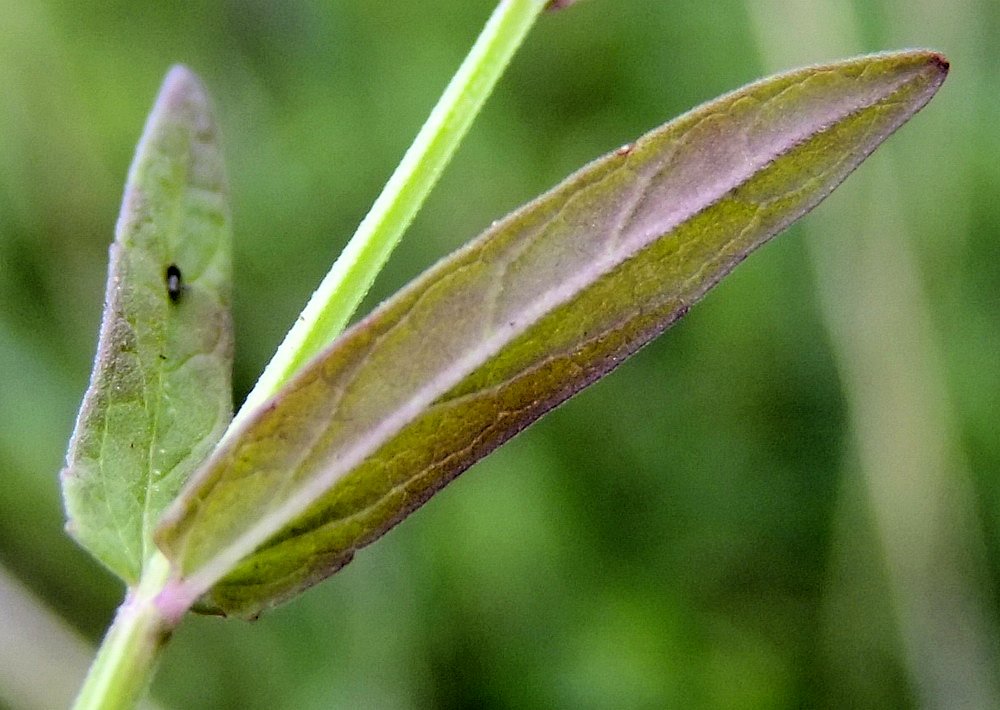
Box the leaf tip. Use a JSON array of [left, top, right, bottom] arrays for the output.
[[157, 64, 210, 114], [162, 63, 202, 91], [546, 0, 581, 11], [916, 51, 950, 101], [927, 51, 950, 75]]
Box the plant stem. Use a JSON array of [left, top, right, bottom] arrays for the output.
[[71, 553, 174, 710], [72, 4, 555, 708], [228, 0, 551, 434]]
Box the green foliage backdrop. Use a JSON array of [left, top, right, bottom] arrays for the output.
[[1, 1, 998, 708]]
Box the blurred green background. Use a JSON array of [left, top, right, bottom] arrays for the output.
[[2, 1, 999, 708]]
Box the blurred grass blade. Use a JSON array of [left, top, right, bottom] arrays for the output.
[[62, 66, 233, 584], [156, 51, 947, 617]]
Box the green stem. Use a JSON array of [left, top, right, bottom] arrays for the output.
[[229, 0, 551, 434], [72, 4, 555, 708], [71, 554, 174, 710]]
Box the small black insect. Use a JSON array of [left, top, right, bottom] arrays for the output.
[[165, 263, 183, 303]]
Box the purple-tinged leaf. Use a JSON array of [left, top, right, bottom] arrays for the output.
[[156, 51, 947, 617], [62, 67, 233, 583]]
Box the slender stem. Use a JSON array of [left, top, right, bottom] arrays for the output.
[[71, 4, 555, 709], [71, 554, 174, 710], [228, 0, 551, 435]]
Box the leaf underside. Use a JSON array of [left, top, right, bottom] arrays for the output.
[[62, 66, 233, 584], [156, 51, 947, 618]]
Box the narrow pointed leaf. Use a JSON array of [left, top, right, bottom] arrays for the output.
[[62, 66, 233, 583], [157, 51, 946, 617]]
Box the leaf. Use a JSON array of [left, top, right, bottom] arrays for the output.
[[61, 66, 233, 584], [156, 51, 947, 617]]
